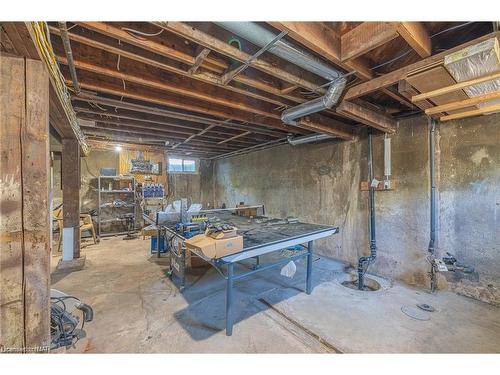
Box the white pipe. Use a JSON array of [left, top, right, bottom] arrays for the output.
[[287, 133, 335, 146]]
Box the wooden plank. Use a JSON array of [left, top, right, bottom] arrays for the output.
[[155, 22, 323, 93], [73, 78, 294, 133], [56, 25, 305, 106], [22, 59, 50, 349], [188, 48, 211, 75], [72, 95, 284, 137], [58, 56, 286, 122], [0, 55, 25, 351], [344, 32, 500, 100], [395, 22, 431, 58], [341, 22, 398, 61], [440, 103, 500, 121], [62, 138, 81, 259], [412, 71, 500, 102], [398, 80, 435, 111], [426, 91, 500, 115], [407, 66, 473, 115], [336, 101, 396, 133]]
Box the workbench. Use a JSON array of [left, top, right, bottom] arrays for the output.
[[156, 212, 338, 336]]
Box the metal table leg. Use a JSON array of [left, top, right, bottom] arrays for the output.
[[226, 263, 234, 336], [306, 241, 313, 294]]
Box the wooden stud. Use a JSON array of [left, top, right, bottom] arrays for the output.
[[440, 103, 500, 121], [426, 91, 500, 115], [412, 71, 500, 102]]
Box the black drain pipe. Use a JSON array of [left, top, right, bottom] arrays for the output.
[[428, 117, 437, 255], [358, 130, 377, 290], [428, 117, 438, 291]]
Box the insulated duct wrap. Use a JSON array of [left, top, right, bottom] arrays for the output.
[[444, 38, 500, 111]]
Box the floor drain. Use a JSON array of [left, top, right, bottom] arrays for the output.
[[417, 303, 435, 312]]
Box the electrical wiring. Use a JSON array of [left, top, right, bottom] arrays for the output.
[[121, 26, 164, 39], [371, 22, 475, 71], [29, 22, 89, 155]]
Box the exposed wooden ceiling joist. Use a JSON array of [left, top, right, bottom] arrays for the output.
[[337, 101, 396, 133], [344, 31, 500, 101], [153, 22, 325, 94], [341, 22, 399, 62], [72, 94, 285, 137], [395, 22, 432, 58]]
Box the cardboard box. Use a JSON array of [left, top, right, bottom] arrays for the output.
[[185, 233, 243, 259]]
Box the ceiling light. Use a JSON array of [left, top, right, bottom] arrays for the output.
[[115, 145, 122, 152]]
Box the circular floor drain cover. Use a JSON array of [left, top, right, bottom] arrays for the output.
[[417, 303, 435, 312], [401, 305, 430, 321]]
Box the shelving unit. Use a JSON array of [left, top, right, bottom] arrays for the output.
[[97, 176, 137, 237]]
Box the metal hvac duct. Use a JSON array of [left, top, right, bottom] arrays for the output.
[[216, 22, 347, 125], [287, 133, 335, 146], [215, 22, 342, 81], [281, 77, 346, 125]]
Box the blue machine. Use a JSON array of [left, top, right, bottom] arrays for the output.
[[151, 235, 167, 254]]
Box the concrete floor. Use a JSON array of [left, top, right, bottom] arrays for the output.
[[51, 236, 500, 353]]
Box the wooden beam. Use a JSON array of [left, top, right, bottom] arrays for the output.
[[1, 55, 26, 351], [75, 107, 269, 140], [426, 91, 500, 115], [336, 101, 396, 133], [344, 32, 500, 100], [50, 25, 294, 108], [72, 78, 292, 132], [23, 58, 51, 350], [154, 22, 324, 93], [83, 127, 240, 151], [188, 48, 211, 75], [412, 71, 500, 102], [72, 95, 284, 137], [440, 103, 500, 121], [395, 22, 431, 58], [1, 56, 50, 351], [269, 21, 374, 80], [341, 22, 398, 61], [398, 80, 435, 112], [58, 56, 286, 122], [77, 114, 259, 146]]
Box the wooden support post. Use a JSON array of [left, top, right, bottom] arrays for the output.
[[61, 138, 81, 260], [1, 56, 50, 352]]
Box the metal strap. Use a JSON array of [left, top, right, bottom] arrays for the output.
[[221, 30, 288, 85]]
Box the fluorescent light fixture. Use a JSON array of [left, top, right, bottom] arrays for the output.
[[115, 145, 122, 152]]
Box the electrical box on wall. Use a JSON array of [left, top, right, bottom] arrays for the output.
[[360, 179, 396, 191]]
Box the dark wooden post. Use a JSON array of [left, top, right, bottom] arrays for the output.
[[0, 56, 50, 352], [61, 138, 81, 260]]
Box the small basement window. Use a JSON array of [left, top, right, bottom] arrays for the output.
[[168, 157, 198, 173]]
